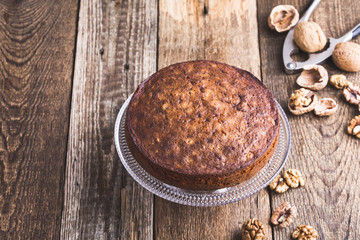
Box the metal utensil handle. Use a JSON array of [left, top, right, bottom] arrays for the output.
[[341, 23, 360, 42], [300, 0, 321, 22], [352, 23, 360, 39]]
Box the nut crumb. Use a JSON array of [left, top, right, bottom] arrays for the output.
[[271, 202, 297, 228], [269, 175, 289, 193], [347, 115, 360, 138], [241, 218, 266, 240], [284, 169, 305, 188], [292, 225, 318, 239]]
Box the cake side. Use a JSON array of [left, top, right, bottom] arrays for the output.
[[126, 119, 279, 190]]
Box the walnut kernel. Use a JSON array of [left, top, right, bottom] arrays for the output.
[[268, 5, 299, 32], [269, 175, 289, 193], [292, 225, 318, 239], [347, 115, 360, 138], [296, 65, 328, 90], [343, 84, 360, 105], [314, 98, 338, 116], [271, 202, 297, 228], [294, 22, 327, 53], [332, 42, 360, 72], [330, 74, 351, 89], [288, 88, 318, 115], [241, 218, 266, 240], [284, 169, 305, 188]]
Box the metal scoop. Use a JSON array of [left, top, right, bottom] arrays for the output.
[[283, 0, 360, 74]]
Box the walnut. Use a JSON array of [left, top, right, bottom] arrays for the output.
[[240, 219, 266, 240], [294, 22, 327, 53], [271, 202, 297, 228], [284, 169, 305, 188], [343, 84, 360, 105], [292, 225, 318, 240], [347, 115, 360, 138], [314, 98, 338, 116], [268, 5, 299, 32], [296, 65, 328, 90], [329, 74, 351, 89], [332, 42, 360, 72], [269, 174, 289, 193], [288, 88, 318, 115]]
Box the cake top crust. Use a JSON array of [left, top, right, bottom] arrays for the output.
[[127, 60, 279, 175]]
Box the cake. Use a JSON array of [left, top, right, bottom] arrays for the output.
[[126, 60, 279, 190]]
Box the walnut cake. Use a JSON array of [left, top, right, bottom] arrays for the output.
[[126, 60, 279, 190]]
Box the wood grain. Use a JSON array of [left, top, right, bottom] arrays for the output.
[[60, 0, 157, 239], [258, 0, 360, 239], [0, 0, 78, 239], [155, 1, 272, 239]]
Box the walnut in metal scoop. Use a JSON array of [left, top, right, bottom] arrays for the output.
[[288, 88, 318, 115], [268, 5, 299, 32], [240, 219, 266, 240], [271, 202, 297, 228], [343, 84, 360, 105], [296, 65, 328, 90], [292, 225, 318, 239], [347, 115, 360, 138], [314, 98, 338, 116]]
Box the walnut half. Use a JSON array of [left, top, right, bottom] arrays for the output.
[[241, 219, 266, 240], [271, 202, 297, 228], [343, 84, 360, 105], [284, 169, 305, 188], [347, 115, 360, 138], [292, 225, 318, 240], [269, 174, 289, 193], [268, 5, 299, 32], [330, 74, 351, 89], [288, 88, 318, 115]]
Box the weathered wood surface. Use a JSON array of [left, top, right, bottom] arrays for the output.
[[0, 0, 78, 239], [1, 0, 360, 239], [155, 1, 272, 239], [60, 0, 157, 239], [258, 0, 360, 239]]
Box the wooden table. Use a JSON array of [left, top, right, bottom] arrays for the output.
[[0, 0, 359, 239]]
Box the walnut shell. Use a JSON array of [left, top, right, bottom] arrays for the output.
[[268, 5, 299, 32], [296, 65, 328, 90], [294, 22, 327, 53], [288, 88, 318, 115], [314, 98, 338, 116], [332, 42, 360, 72]]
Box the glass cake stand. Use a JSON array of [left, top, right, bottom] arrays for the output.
[[114, 94, 291, 207]]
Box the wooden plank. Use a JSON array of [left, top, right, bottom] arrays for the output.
[[0, 1, 78, 239], [155, 1, 272, 239], [60, 0, 157, 239], [257, 0, 360, 239]]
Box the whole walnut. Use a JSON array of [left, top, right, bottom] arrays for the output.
[[294, 22, 327, 53], [332, 42, 360, 72]]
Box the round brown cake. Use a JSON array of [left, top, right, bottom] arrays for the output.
[[126, 60, 279, 190]]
